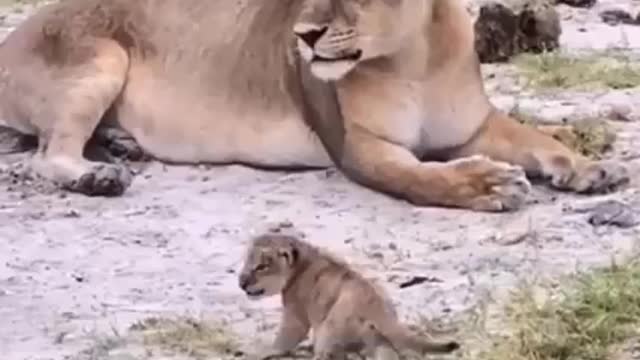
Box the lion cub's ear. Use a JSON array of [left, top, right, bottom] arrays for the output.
[[278, 246, 299, 266]]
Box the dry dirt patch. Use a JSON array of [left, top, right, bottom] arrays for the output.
[[0, 1, 640, 360]]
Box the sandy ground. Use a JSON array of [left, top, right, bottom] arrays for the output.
[[1, 1, 640, 360]]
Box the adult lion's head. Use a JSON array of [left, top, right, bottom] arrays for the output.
[[293, 0, 428, 81]]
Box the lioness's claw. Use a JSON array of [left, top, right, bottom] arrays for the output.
[[570, 160, 630, 194]]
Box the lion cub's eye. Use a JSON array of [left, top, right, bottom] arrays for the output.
[[255, 264, 269, 272]]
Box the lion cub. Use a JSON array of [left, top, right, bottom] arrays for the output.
[[238, 233, 460, 360]]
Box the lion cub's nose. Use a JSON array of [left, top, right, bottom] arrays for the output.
[[239, 274, 250, 290], [294, 25, 328, 49]]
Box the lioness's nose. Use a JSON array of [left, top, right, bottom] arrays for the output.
[[294, 25, 328, 49]]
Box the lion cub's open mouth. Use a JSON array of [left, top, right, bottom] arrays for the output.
[[312, 50, 362, 63], [246, 289, 265, 297]]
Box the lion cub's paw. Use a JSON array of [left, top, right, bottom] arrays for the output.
[[568, 160, 630, 194], [452, 155, 532, 212], [66, 163, 133, 197]]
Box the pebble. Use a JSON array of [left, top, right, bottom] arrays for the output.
[[600, 8, 638, 26], [601, 103, 634, 122]]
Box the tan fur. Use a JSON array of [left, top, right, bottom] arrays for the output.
[[0, 0, 629, 209], [238, 233, 460, 360]]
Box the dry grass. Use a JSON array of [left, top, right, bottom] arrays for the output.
[[74, 261, 640, 360], [509, 105, 617, 160], [513, 51, 640, 90], [540, 120, 617, 160], [472, 259, 640, 360], [129, 316, 242, 359], [0, 0, 44, 6]]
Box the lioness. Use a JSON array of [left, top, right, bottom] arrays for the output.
[[238, 233, 460, 360], [0, 0, 628, 211]]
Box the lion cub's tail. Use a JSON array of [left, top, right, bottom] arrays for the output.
[[368, 321, 460, 355]]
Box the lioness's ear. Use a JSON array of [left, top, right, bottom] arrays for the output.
[[278, 246, 299, 266]]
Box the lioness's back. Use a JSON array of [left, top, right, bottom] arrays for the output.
[[0, 0, 332, 168]]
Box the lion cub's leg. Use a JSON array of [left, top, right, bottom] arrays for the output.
[[449, 109, 630, 194], [311, 322, 348, 360], [29, 38, 133, 196], [339, 127, 531, 212], [261, 307, 311, 359]]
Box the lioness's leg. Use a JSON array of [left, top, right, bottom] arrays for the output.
[[448, 108, 629, 193], [339, 128, 531, 212], [29, 38, 133, 196]]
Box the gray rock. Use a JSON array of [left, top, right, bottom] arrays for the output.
[[474, 0, 561, 63], [555, 0, 597, 8], [599, 8, 639, 26], [586, 200, 637, 228]]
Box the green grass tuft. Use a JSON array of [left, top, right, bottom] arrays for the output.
[[514, 51, 640, 90], [477, 260, 640, 360]]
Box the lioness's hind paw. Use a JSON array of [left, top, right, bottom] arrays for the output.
[[91, 126, 147, 162], [571, 160, 630, 194], [67, 164, 133, 196]]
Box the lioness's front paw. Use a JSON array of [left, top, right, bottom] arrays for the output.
[[568, 160, 630, 194], [452, 155, 532, 212], [66, 163, 133, 197]]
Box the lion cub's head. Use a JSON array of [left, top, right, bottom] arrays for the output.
[[293, 0, 427, 81], [238, 234, 300, 300]]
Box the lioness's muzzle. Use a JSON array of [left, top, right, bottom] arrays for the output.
[[293, 24, 328, 49]]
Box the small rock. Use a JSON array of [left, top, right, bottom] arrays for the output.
[[397, 276, 443, 289], [601, 103, 633, 122], [587, 200, 637, 228], [232, 350, 245, 357], [268, 220, 295, 233], [600, 9, 637, 26], [489, 230, 536, 246], [475, 3, 519, 63], [62, 209, 81, 218], [556, 0, 596, 8], [71, 273, 86, 283]]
